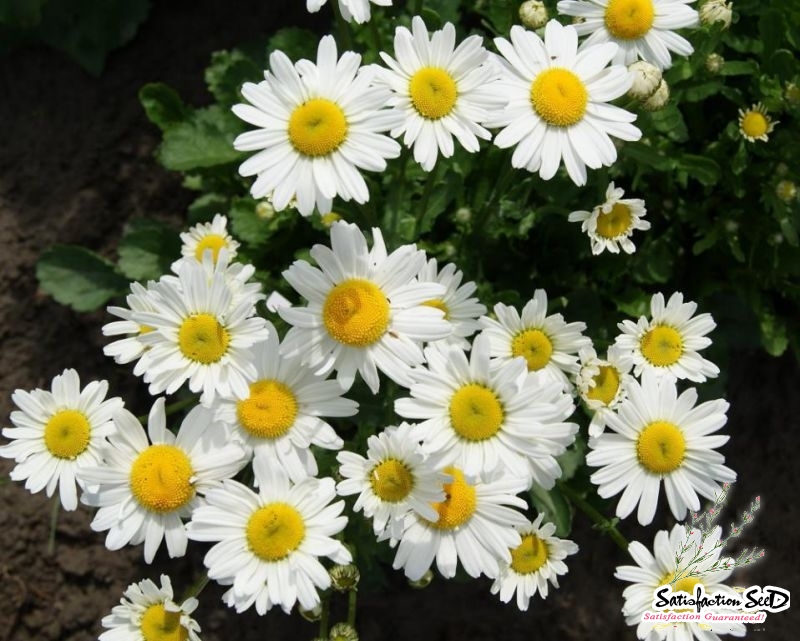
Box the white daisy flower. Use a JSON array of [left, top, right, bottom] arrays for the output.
[[212, 321, 358, 483], [279, 221, 451, 393], [586, 371, 736, 526], [568, 181, 651, 254], [0, 369, 123, 511], [170, 213, 239, 273], [557, 0, 699, 70], [306, 0, 392, 24], [186, 459, 351, 615], [378, 16, 503, 171], [395, 335, 577, 488], [99, 574, 201, 641], [479, 289, 592, 391], [575, 344, 635, 438], [490, 513, 579, 611], [615, 291, 719, 382], [80, 398, 247, 563], [615, 524, 746, 641], [336, 423, 447, 540], [391, 466, 529, 580], [487, 20, 641, 186], [233, 35, 401, 216], [103, 281, 162, 366]]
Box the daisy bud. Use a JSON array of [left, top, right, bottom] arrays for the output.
[[776, 180, 797, 203], [642, 79, 670, 111], [408, 569, 434, 589], [705, 52, 725, 74], [455, 206, 472, 223], [329, 623, 359, 641], [330, 564, 361, 592], [785, 82, 800, 107], [699, 0, 733, 29], [255, 199, 276, 219], [299, 604, 323, 622], [627, 61, 662, 100], [518, 1, 548, 30]]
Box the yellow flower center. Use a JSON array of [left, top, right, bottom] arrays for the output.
[[511, 328, 553, 371], [427, 467, 477, 530], [322, 279, 390, 347], [637, 420, 686, 474], [139, 603, 188, 641], [741, 111, 768, 138], [288, 98, 348, 157], [43, 409, 91, 459], [587, 365, 621, 406], [193, 234, 228, 262], [510, 533, 549, 574], [640, 325, 683, 367], [595, 203, 633, 239], [530, 68, 588, 127], [246, 502, 306, 561], [236, 379, 298, 439], [130, 444, 195, 513], [177, 313, 230, 364], [449, 384, 504, 441], [369, 458, 414, 503], [408, 67, 458, 120], [604, 0, 655, 40], [422, 298, 450, 319], [659, 573, 704, 612]]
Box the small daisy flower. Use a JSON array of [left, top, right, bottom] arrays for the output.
[[233, 36, 401, 216], [171, 213, 239, 274], [575, 344, 635, 438], [306, 0, 391, 24], [279, 221, 451, 393], [487, 21, 641, 186], [557, 0, 699, 70], [490, 513, 579, 611], [212, 322, 358, 483], [586, 371, 736, 526], [186, 459, 351, 615], [479, 289, 592, 391], [103, 281, 162, 365], [0, 369, 123, 511], [738, 102, 777, 143], [336, 423, 447, 540], [99, 574, 201, 641], [80, 399, 247, 563], [615, 291, 719, 382], [378, 16, 503, 171], [568, 181, 651, 254]]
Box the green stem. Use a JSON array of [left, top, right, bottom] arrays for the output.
[[347, 588, 358, 627], [387, 150, 410, 244], [332, 0, 353, 50], [47, 495, 60, 556], [136, 395, 198, 424], [182, 573, 211, 601], [370, 17, 382, 52], [557, 481, 629, 553], [415, 161, 441, 238], [319, 591, 331, 639]]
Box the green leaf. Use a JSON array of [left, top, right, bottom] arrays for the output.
[[229, 197, 271, 246], [678, 154, 721, 186], [720, 60, 758, 76], [36, 245, 129, 312], [682, 81, 724, 102], [157, 105, 245, 171], [647, 105, 688, 142], [622, 142, 676, 172], [205, 49, 262, 106], [0, 0, 47, 27], [692, 228, 720, 255], [188, 193, 230, 225], [117, 219, 180, 281], [759, 9, 784, 60], [556, 437, 586, 483], [760, 312, 789, 356], [266, 27, 319, 61], [139, 82, 190, 131], [765, 49, 797, 81], [530, 484, 572, 537]]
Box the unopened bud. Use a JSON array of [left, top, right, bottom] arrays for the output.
[[330, 564, 361, 592], [628, 61, 662, 100], [642, 79, 670, 111], [518, 1, 548, 30], [455, 206, 472, 223], [785, 82, 800, 107], [408, 569, 434, 589], [299, 604, 323, 622], [705, 53, 725, 74], [776, 180, 797, 203], [329, 622, 359, 641], [256, 200, 276, 219], [699, 0, 733, 29]]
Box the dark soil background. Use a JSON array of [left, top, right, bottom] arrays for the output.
[[0, 2, 797, 640]]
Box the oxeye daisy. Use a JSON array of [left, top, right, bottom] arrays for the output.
[[489, 513, 579, 611], [233, 35, 401, 216], [574, 344, 635, 438], [557, 0, 700, 70], [212, 321, 358, 483], [170, 213, 239, 273], [186, 459, 351, 615], [586, 371, 736, 526], [279, 221, 451, 393], [306, 0, 392, 24], [568, 181, 651, 254], [99, 574, 201, 641], [738, 102, 777, 143], [615, 291, 719, 382], [378, 16, 503, 171], [103, 281, 162, 366], [79, 399, 247, 563], [487, 20, 641, 186], [0, 369, 123, 511]]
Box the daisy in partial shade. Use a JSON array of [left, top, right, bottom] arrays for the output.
[[279, 221, 451, 393], [557, 0, 699, 70], [586, 371, 736, 526], [233, 36, 401, 216], [212, 321, 358, 483], [486, 20, 641, 186], [615, 524, 745, 641], [490, 513, 579, 611], [80, 398, 247, 563], [479, 289, 591, 392], [568, 181, 651, 254], [103, 281, 162, 365], [391, 466, 529, 580], [0, 369, 123, 511], [738, 102, 778, 143], [336, 423, 447, 540], [170, 213, 239, 273], [378, 16, 503, 171], [574, 344, 635, 438], [99, 574, 201, 641], [186, 458, 351, 615], [306, 0, 391, 24], [615, 291, 719, 382]]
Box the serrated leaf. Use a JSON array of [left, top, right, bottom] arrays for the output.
[[557, 437, 586, 483], [229, 197, 271, 246], [205, 49, 261, 106], [158, 105, 245, 171], [139, 82, 189, 131], [530, 484, 572, 537], [648, 105, 688, 142], [117, 219, 180, 281]]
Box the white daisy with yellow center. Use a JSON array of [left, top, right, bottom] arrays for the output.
[[212, 321, 358, 483], [557, 0, 699, 70], [279, 221, 452, 393], [575, 344, 635, 438], [233, 36, 401, 216], [738, 102, 778, 143], [490, 513, 579, 611], [615, 291, 719, 382], [378, 16, 503, 171], [99, 574, 201, 641], [306, 0, 391, 24], [586, 371, 736, 526], [568, 181, 651, 254], [186, 459, 351, 615], [79, 398, 247, 563], [103, 281, 163, 366], [487, 20, 641, 186], [0, 369, 123, 511], [170, 213, 240, 273]]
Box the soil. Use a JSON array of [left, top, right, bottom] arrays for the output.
[[0, 2, 797, 640]]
